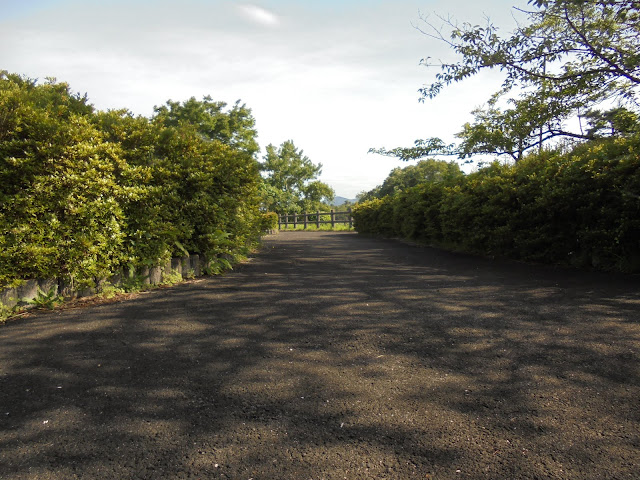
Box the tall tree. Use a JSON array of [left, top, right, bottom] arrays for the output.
[[260, 140, 334, 214], [153, 96, 259, 157], [372, 0, 640, 162], [359, 158, 463, 201]]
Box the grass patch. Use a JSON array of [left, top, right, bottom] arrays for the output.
[[278, 224, 353, 232]]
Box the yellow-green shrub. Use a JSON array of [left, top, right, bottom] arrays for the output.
[[353, 137, 640, 272], [0, 73, 264, 289], [260, 212, 278, 232]]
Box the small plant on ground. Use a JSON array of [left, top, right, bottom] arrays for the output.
[[121, 268, 148, 293], [160, 269, 183, 285], [204, 257, 234, 275], [99, 282, 125, 299], [0, 303, 18, 323], [181, 268, 195, 279], [27, 286, 63, 310]]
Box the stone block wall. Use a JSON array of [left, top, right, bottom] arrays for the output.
[[0, 254, 208, 311]]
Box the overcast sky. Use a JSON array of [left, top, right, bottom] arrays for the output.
[[1, 0, 520, 198]]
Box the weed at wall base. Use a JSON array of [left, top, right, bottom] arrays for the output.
[[26, 286, 63, 310]]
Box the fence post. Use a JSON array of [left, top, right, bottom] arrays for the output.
[[304, 211, 308, 229], [348, 207, 352, 229], [331, 209, 335, 228], [316, 211, 320, 228], [293, 212, 297, 229], [278, 214, 282, 230]]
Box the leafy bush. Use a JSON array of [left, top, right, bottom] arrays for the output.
[[0, 74, 126, 287], [354, 136, 640, 272], [260, 212, 278, 232], [27, 286, 63, 310], [0, 72, 264, 289]]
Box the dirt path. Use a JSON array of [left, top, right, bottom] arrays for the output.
[[1, 231, 639, 479]]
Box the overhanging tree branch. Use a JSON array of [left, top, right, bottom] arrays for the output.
[[378, 0, 640, 164]]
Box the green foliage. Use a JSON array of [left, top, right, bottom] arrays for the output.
[[204, 257, 234, 276], [0, 300, 25, 322], [120, 269, 148, 293], [153, 96, 259, 156], [373, 0, 640, 162], [260, 212, 278, 232], [98, 282, 125, 299], [160, 269, 183, 286], [364, 1, 640, 273], [0, 72, 264, 290], [0, 72, 126, 287], [355, 135, 640, 272], [423, 1, 640, 102], [359, 159, 464, 201], [0, 303, 14, 323], [260, 140, 334, 214], [27, 286, 63, 310], [583, 107, 640, 138]]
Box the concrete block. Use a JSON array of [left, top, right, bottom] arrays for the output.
[[171, 258, 182, 276], [140, 267, 151, 285], [58, 279, 95, 299], [189, 255, 202, 277], [108, 272, 123, 288], [38, 278, 58, 296], [180, 256, 192, 278], [0, 286, 19, 309], [0, 251, 218, 310], [76, 287, 97, 298], [17, 279, 39, 305], [149, 266, 162, 285], [58, 279, 75, 298]]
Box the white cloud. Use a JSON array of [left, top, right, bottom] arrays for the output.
[[0, 0, 517, 197], [238, 4, 280, 27]]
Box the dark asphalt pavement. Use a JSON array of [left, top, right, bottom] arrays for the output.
[[1, 231, 639, 479]]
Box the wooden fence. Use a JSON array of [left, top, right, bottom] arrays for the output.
[[278, 208, 353, 230]]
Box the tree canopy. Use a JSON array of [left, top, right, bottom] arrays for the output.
[[153, 96, 259, 157], [358, 158, 463, 201], [372, 0, 640, 162], [260, 140, 334, 214]]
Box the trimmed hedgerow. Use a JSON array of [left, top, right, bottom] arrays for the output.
[[354, 136, 640, 272], [0, 72, 264, 289]]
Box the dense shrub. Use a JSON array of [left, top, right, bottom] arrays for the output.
[[260, 212, 279, 232], [0, 73, 264, 288], [0, 75, 127, 286], [354, 137, 640, 272]]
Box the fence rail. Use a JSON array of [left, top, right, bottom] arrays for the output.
[[278, 208, 353, 230]]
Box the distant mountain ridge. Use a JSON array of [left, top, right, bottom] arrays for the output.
[[331, 196, 356, 207]]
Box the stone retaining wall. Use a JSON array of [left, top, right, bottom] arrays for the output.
[[0, 254, 207, 310]]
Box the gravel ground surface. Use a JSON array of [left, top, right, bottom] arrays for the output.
[[1, 231, 639, 479]]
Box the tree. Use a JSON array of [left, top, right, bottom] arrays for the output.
[[153, 96, 259, 157], [359, 158, 463, 201], [373, 0, 640, 162], [260, 140, 334, 214]]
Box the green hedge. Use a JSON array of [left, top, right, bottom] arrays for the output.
[[260, 212, 279, 232], [354, 136, 640, 272], [0, 73, 264, 288]]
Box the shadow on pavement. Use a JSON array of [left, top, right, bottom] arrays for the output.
[[1, 231, 639, 479]]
